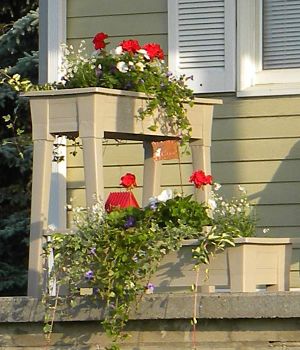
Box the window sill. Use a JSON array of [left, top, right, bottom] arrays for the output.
[[237, 83, 300, 97]]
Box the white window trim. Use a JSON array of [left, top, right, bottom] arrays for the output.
[[39, 0, 67, 230], [237, 0, 300, 97]]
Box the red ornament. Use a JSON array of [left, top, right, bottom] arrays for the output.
[[105, 192, 139, 213]]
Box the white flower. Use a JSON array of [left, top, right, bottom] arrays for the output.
[[47, 224, 57, 232], [137, 49, 150, 60], [263, 228, 270, 234], [208, 198, 217, 210], [238, 185, 246, 193], [148, 196, 158, 208], [214, 183, 221, 191], [128, 61, 134, 67], [157, 189, 173, 202], [136, 62, 145, 71], [115, 46, 123, 55], [229, 207, 235, 215], [116, 61, 129, 73]]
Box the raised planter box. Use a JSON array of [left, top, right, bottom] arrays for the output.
[[152, 237, 293, 293]]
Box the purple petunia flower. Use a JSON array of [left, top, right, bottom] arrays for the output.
[[124, 216, 136, 229], [85, 270, 94, 280], [109, 66, 117, 74], [95, 68, 102, 77], [89, 247, 96, 255], [124, 82, 133, 90], [145, 282, 155, 294]]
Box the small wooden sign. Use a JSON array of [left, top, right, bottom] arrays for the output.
[[152, 140, 179, 161]]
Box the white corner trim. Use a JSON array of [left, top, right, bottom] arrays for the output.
[[39, 0, 67, 229], [167, 0, 179, 75], [39, 0, 66, 84]]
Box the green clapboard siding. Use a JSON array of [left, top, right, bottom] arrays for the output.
[[68, 0, 167, 18], [67, 0, 168, 54], [68, 14, 167, 39]]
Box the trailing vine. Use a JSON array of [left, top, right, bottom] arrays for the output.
[[44, 194, 210, 349]]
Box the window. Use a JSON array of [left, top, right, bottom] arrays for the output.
[[168, 0, 236, 94], [237, 0, 300, 96], [263, 0, 300, 70]]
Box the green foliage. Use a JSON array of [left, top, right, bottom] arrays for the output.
[[0, 9, 39, 69], [9, 51, 39, 82], [0, 1, 38, 295], [44, 195, 210, 348], [193, 184, 256, 268], [0, 0, 38, 23], [44, 185, 256, 348], [209, 184, 256, 238], [0, 141, 32, 295]]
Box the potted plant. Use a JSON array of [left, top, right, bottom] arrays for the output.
[[21, 32, 222, 145], [152, 183, 292, 293], [43, 170, 264, 349]]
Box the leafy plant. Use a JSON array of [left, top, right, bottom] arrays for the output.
[[59, 33, 195, 146], [43, 171, 256, 349], [44, 194, 209, 349]]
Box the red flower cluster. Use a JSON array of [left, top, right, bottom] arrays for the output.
[[118, 39, 164, 60], [142, 43, 164, 60], [93, 32, 108, 50], [189, 170, 212, 189], [120, 173, 137, 189], [120, 39, 141, 54]]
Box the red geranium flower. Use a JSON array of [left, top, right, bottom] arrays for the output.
[[142, 43, 164, 60], [119, 39, 141, 54], [120, 173, 137, 189], [93, 32, 108, 50], [189, 170, 212, 189]]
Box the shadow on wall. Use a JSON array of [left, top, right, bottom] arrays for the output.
[[247, 139, 300, 238]]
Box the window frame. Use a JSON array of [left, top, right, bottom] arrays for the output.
[[237, 0, 300, 97]]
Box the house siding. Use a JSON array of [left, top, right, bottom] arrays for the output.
[[67, 0, 168, 53], [65, 0, 300, 287]]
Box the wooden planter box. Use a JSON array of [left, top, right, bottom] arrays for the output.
[[152, 238, 293, 293], [25, 87, 222, 297]]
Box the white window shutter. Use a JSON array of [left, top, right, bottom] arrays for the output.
[[263, 0, 300, 70], [168, 0, 235, 93]]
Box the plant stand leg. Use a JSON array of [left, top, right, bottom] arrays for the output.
[[28, 139, 54, 297], [142, 141, 161, 207], [81, 137, 104, 208]]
